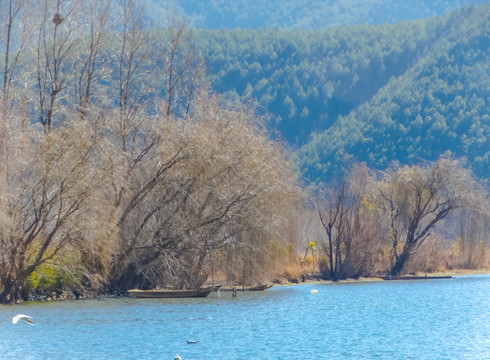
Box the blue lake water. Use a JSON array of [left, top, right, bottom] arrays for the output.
[[1, 275, 489, 359]]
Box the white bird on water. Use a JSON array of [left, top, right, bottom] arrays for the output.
[[174, 355, 181, 360], [12, 314, 34, 325]]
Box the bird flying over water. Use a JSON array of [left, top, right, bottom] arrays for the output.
[[12, 314, 34, 325]]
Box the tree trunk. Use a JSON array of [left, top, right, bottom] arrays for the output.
[[327, 228, 336, 281], [390, 243, 414, 276], [0, 278, 14, 304]]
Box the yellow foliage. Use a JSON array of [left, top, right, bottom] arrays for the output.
[[25, 272, 40, 290]]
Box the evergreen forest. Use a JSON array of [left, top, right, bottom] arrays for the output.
[[187, 3, 489, 182]]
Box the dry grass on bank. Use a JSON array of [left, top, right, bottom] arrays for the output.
[[272, 266, 490, 286]]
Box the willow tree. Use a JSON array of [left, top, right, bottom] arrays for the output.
[[0, 119, 113, 303], [107, 92, 300, 291], [180, 94, 301, 288], [378, 157, 487, 275]]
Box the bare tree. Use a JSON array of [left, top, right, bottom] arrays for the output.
[[113, 0, 153, 151], [378, 157, 486, 275], [107, 93, 299, 291], [316, 180, 351, 281], [0, 0, 33, 189], [35, 0, 83, 133], [1, 0, 30, 117], [71, 0, 112, 121], [315, 164, 384, 280], [160, 10, 205, 118], [0, 119, 110, 303], [342, 164, 385, 277]]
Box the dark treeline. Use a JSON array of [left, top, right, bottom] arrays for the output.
[[0, 0, 489, 304]]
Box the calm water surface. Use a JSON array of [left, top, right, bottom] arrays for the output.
[[1, 275, 489, 359]]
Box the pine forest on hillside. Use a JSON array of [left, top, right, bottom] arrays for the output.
[[190, 4, 489, 181]]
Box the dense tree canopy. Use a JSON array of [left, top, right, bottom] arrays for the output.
[[297, 4, 489, 182]]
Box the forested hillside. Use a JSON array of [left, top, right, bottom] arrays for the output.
[[145, 0, 484, 30], [297, 4, 489, 182], [189, 3, 489, 181], [195, 23, 431, 144]]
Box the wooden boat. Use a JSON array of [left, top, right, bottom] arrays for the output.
[[380, 275, 453, 281], [221, 284, 273, 292], [128, 285, 216, 298], [246, 284, 274, 291]]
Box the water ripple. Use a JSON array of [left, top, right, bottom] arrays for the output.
[[1, 275, 489, 359]]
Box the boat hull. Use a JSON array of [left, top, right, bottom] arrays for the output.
[[247, 284, 273, 291], [380, 276, 453, 281], [221, 284, 273, 292], [128, 286, 214, 298]]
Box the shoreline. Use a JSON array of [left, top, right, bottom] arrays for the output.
[[279, 268, 490, 286], [4, 269, 489, 304]]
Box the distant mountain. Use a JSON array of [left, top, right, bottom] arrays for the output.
[[189, 3, 489, 182], [144, 0, 485, 30]]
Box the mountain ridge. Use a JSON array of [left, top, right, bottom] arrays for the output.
[[144, 0, 485, 30]]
